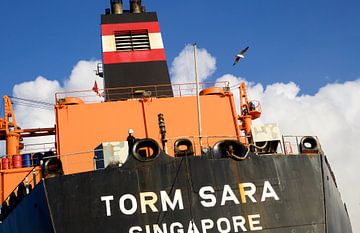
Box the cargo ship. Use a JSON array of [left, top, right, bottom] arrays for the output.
[[0, 0, 353, 232]]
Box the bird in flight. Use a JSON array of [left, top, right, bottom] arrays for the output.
[[233, 46, 249, 66]]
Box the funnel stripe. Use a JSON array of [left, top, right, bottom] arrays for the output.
[[101, 22, 160, 35], [103, 49, 166, 64]]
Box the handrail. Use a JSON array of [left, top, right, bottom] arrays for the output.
[[22, 142, 56, 154], [55, 81, 230, 103]]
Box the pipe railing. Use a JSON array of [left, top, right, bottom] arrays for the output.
[[55, 81, 230, 104]]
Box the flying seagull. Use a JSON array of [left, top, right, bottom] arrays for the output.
[[233, 46, 249, 66]]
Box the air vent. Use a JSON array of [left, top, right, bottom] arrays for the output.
[[115, 30, 150, 51]]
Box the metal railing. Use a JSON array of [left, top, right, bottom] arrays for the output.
[[22, 142, 56, 154], [55, 81, 230, 104]]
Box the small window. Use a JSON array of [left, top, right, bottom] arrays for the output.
[[114, 30, 150, 51]]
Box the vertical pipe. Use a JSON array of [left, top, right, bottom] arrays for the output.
[[130, 0, 142, 13], [1, 173, 4, 202], [193, 43, 203, 150], [228, 93, 241, 140], [111, 0, 123, 14], [296, 136, 299, 154], [25, 177, 29, 194], [6, 132, 20, 157], [141, 100, 149, 138], [32, 168, 37, 186]]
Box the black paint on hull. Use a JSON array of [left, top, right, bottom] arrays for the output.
[[0, 153, 352, 233]]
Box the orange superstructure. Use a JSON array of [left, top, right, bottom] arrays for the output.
[[55, 84, 247, 174]]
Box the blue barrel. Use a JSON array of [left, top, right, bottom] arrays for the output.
[[32, 152, 43, 166], [22, 154, 32, 167]]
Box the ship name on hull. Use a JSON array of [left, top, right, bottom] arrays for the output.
[[100, 180, 279, 232]]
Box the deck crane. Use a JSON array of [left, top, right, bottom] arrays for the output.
[[0, 96, 56, 158], [238, 82, 261, 141]]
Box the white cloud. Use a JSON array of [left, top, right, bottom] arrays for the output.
[[13, 76, 63, 102], [64, 60, 103, 91], [3, 60, 102, 154], [0, 142, 4, 156], [12, 76, 62, 128], [170, 44, 216, 85], [12, 60, 101, 128]]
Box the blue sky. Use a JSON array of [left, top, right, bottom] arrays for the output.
[[0, 0, 359, 96]]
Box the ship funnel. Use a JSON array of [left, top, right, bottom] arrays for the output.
[[110, 0, 123, 14], [130, 0, 143, 13]]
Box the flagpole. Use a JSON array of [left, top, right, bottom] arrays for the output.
[[193, 43, 203, 151]]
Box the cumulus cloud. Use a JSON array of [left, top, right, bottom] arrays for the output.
[[64, 60, 103, 91], [170, 44, 216, 86], [2, 60, 102, 154], [12, 76, 62, 128], [12, 60, 101, 128]]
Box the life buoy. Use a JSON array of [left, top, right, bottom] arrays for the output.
[[213, 140, 247, 160], [174, 138, 194, 157], [299, 136, 319, 154], [132, 138, 161, 161]]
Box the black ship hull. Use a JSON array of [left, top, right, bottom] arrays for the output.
[[0, 153, 352, 233]]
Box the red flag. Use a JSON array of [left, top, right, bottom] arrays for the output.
[[92, 81, 100, 96]]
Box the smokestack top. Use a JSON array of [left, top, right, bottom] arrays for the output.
[[130, 0, 143, 13], [110, 0, 123, 14], [107, 0, 146, 15]]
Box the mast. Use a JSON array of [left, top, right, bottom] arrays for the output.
[[193, 43, 203, 149]]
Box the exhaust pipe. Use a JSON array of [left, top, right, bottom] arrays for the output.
[[130, 0, 143, 13], [110, 0, 123, 14]]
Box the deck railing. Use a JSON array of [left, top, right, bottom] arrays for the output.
[[22, 142, 56, 154], [55, 81, 230, 104]]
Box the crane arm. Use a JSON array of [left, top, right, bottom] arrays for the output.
[[3, 95, 18, 133]]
